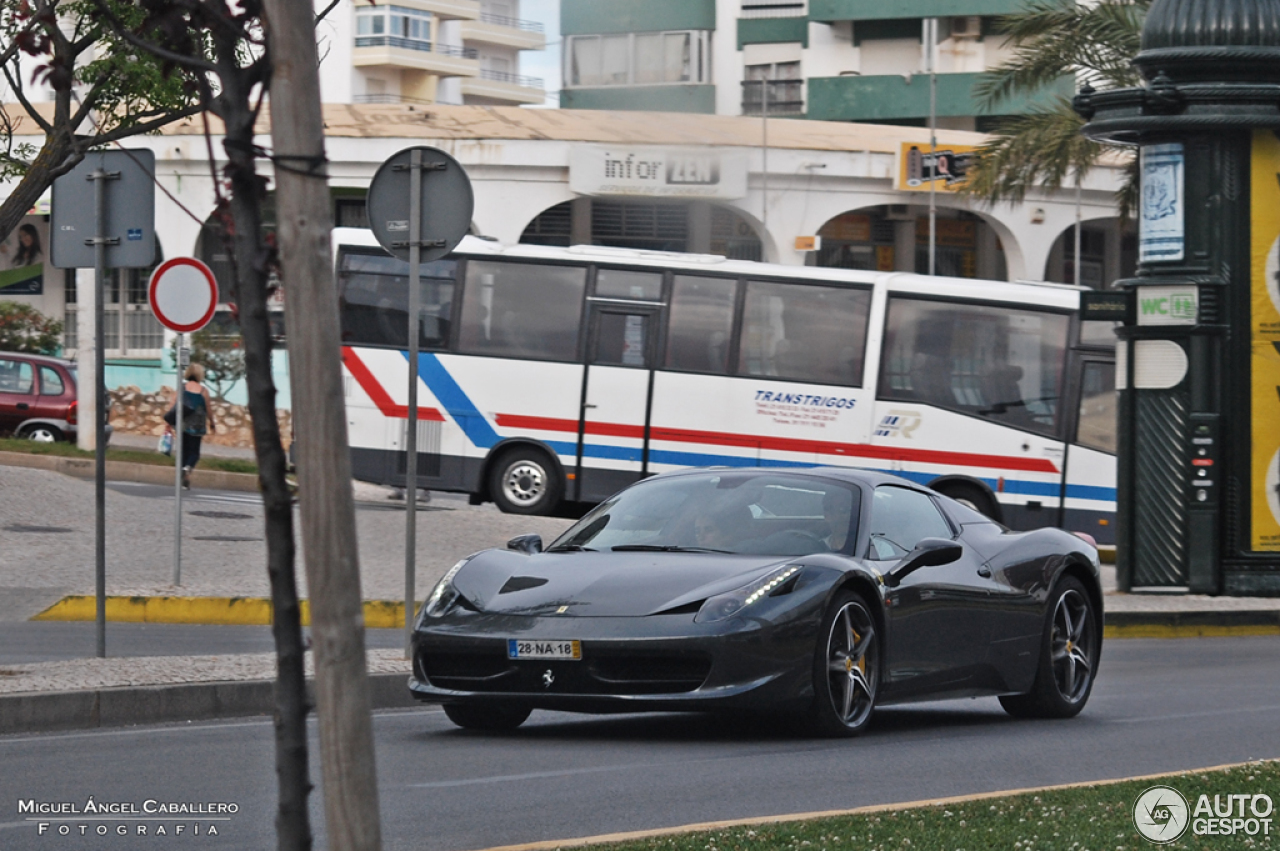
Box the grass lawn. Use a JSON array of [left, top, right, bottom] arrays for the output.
[[0, 436, 257, 475], [574, 760, 1277, 851]]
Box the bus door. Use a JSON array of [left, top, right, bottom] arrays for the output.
[[576, 282, 663, 502], [1060, 354, 1118, 544]]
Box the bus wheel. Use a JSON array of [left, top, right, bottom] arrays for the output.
[[490, 447, 562, 515], [936, 482, 1000, 522]]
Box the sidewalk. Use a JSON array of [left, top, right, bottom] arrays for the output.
[[2, 455, 1278, 734]]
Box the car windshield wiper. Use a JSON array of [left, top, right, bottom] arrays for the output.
[[546, 544, 596, 552], [610, 545, 732, 553]]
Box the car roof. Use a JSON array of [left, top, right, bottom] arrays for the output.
[[648, 465, 927, 491], [0, 350, 74, 367]]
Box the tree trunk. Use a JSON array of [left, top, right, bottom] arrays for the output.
[[0, 131, 76, 244], [261, 0, 384, 848], [217, 71, 316, 851]]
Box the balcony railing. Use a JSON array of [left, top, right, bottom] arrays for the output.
[[478, 12, 544, 32], [354, 94, 437, 105], [478, 68, 544, 89], [740, 1, 807, 18], [353, 37, 479, 59], [741, 79, 805, 116]]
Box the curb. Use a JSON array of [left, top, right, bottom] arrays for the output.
[[0, 450, 260, 493], [32, 594, 1280, 637], [0, 672, 420, 736], [35, 596, 409, 629]]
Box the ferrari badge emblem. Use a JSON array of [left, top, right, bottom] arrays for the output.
[[542, 669, 555, 688]]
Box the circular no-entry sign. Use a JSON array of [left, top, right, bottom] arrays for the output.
[[148, 257, 218, 333]]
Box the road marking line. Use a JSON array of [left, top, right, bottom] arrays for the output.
[[463, 759, 1280, 851]]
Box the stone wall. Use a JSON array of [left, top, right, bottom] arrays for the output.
[[108, 386, 291, 450]]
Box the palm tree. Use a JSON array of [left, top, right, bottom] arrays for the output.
[[961, 0, 1149, 218]]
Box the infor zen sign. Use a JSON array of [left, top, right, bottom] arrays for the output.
[[570, 146, 748, 199]]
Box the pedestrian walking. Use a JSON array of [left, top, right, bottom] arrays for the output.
[[168, 363, 216, 489]]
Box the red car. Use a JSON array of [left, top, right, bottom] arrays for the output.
[[0, 351, 110, 443]]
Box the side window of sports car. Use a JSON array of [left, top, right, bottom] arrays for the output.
[[866, 486, 953, 560]]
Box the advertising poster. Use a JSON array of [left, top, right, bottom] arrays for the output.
[[0, 214, 48, 296], [896, 142, 976, 192], [1250, 130, 1280, 551], [1139, 143, 1185, 263]]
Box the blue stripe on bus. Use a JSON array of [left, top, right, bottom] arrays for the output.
[[407, 353, 501, 449]]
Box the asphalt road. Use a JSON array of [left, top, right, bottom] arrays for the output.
[[2, 636, 1279, 851]]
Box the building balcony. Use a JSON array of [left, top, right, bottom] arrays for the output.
[[459, 14, 546, 50], [560, 84, 716, 114], [399, 0, 480, 20], [809, 0, 1025, 22], [806, 72, 1073, 122], [460, 69, 546, 104], [352, 38, 480, 77]]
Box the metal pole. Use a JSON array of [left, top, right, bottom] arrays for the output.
[[761, 81, 769, 236], [89, 166, 116, 659], [173, 336, 186, 586], [1074, 170, 1083, 287], [405, 149, 423, 657], [927, 17, 937, 277]]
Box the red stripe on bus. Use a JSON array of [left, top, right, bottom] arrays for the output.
[[494, 413, 1059, 474], [341, 347, 445, 422]]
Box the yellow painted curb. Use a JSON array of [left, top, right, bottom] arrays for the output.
[[469, 759, 1278, 851], [32, 595, 413, 628], [1104, 622, 1280, 639]]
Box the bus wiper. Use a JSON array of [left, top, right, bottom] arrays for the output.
[[546, 544, 596, 552], [611, 545, 732, 553]]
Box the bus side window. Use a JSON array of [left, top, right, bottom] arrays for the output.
[[664, 275, 736, 374], [879, 297, 1070, 437], [337, 251, 455, 350], [737, 280, 871, 386], [458, 260, 587, 361]]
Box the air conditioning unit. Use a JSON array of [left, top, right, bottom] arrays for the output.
[[885, 204, 914, 221], [951, 16, 981, 38]]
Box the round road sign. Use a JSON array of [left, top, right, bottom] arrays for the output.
[[367, 146, 474, 263], [148, 257, 218, 333]]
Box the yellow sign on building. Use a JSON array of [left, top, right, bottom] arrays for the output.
[[1249, 130, 1280, 551], [897, 142, 978, 193]]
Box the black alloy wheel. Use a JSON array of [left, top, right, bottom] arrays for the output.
[[999, 575, 1099, 719], [443, 703, 532, 731], [489, 447, 563, 515], [807, 591, 880, 737]]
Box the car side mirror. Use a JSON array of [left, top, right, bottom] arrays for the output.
[[884, 537, 962, 587], [507, 534, 543, 554]]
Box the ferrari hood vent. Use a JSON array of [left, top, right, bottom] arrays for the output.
[[499, 576, 550, 594]]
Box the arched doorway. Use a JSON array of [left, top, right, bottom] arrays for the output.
[[520, 199, 763, 260], [1043, 216, 1136, 289], [815, 206, 1009, 281]]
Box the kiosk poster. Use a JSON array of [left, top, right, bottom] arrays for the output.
[[0, 215, 48, 295], [1250, 130, 1280, 551]]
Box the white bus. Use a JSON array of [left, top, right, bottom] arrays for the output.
[[333, 228, 1118, 543]]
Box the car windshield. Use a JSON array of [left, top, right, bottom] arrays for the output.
[[549, 472, 860, 557]]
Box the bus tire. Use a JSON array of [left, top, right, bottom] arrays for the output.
[[935, 481, 1000, 522], [489, 447, 562, 515]]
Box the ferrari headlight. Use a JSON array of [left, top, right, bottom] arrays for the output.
[[419, 558, 471, 622], [694, 565, 802, 624]]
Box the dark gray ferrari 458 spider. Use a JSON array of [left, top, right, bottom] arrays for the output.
[[409, 467, 1102, 736]]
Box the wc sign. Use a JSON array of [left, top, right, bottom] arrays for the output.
[[1136, 285, 1199, 326]]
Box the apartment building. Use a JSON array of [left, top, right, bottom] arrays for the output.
[[318, 0, 548, 106]]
